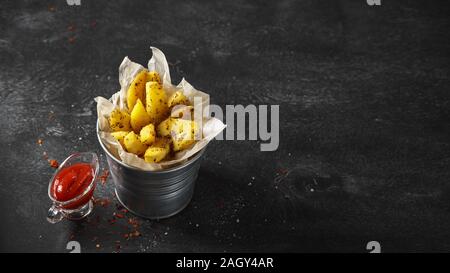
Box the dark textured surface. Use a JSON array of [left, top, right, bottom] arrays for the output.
[[0, 0, 449, 252]]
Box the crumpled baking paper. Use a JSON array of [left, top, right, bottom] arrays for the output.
[[95, 47, 226, 170]]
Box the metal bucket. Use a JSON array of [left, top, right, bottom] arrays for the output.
[[96, 124, 205, 219]]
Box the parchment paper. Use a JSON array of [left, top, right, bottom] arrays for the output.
[[95, 47, 226, 171]]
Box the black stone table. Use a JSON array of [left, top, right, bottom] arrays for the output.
[[1, 0, 449, 252]]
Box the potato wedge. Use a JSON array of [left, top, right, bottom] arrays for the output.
[[167, 91, 189, 108], [109, 109, 131, 132], [144, 137, 171, 163], [126, 69, 149, 111], [130, 99, 151, 133], [144, 147, 167, 163], [147, 71, 161, 84], [170, 119, 201, 151], [157, 117, 174, 137], [140, 124, 156, 145], [123, 131, 148, 156], [111, 131, 129, 147], [146, 81, 168, 125]]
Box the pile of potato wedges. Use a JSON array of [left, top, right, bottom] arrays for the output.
[[108, 70, 200, 163]]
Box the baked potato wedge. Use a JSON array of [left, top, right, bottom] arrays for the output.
[[140, 123, 156, 145], [111, 131, 129, 147], [123, 131, 148, 156], [167, 91, 189, 108], [109, 109, 131, 132], [126, 69, 149, 111], [147, 71, 161, 84], [144, 137, 171, 163], [170, 119, 200, 151], [130, 99, 151, 133], [157, 117, 174, 137], [146, 81, 168, 125], [144, 147, 167, 163]]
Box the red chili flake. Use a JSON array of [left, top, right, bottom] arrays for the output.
[[108, 219, 116, 225], [37, 139, 43, 145], [98, 170, 109, 186], [114, 212, 124, 219], [49, 159, 59, 168], [68, 36, 76, 44], [123, 233, 129, 239], [120, 208, 128, 214]]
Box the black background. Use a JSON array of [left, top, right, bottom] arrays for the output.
[[0, 0, 449, 252]]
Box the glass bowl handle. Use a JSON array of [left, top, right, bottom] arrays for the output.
[[47, 203, 64, 224]]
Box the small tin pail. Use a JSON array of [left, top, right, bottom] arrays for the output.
[[97, 124, 204, 219]]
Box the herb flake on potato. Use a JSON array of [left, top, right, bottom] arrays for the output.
[[109, 109, 131, 132], [167, 91, 189, 108]]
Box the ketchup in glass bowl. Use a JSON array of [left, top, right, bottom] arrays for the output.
[[47, 152, 99, 224]]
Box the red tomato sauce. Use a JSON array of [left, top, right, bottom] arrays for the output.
[[51, 163, 95, 209]]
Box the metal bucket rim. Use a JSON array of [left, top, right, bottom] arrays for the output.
[[96, 121, 205, 174]]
